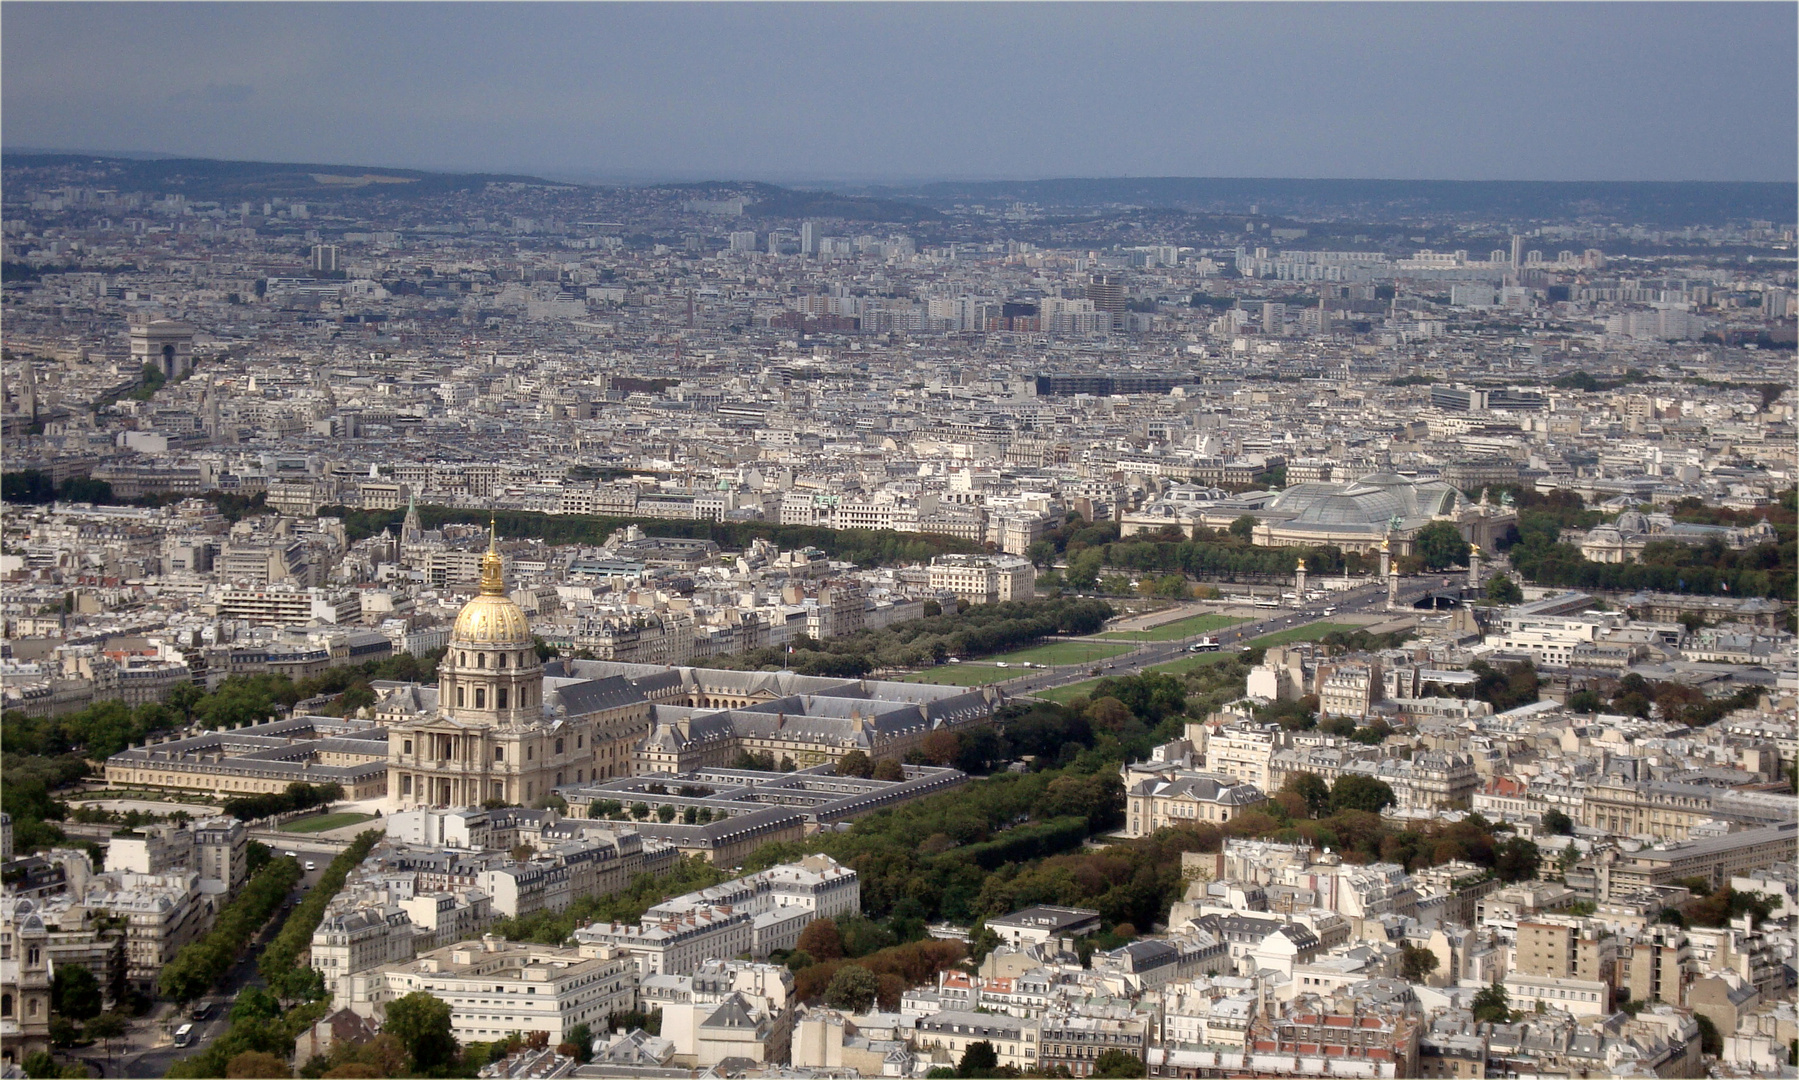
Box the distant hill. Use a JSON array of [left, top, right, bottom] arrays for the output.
[[10, 153, 1782, 227], [0, 153, 570, 201], [832, 176, 1797, 226], [664, 180, 941, 224], [3, 153, 945, 225]]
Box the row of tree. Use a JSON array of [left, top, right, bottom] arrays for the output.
[[1, 470, 118, 505], [2, 749, 99, 853], [223, 780, 345, 823], [0, 475, 275, 521], [734, 751, 1125, 929], [1062, 537, 1358, 588], [39, 963, 131, 1071], [1508, 537, 1793, 599], [1031, 515, 1475, 593], [2, 652, 440, 764], [324, 503, 983, 567], [164, 981, 519, 1079], [255, 829, 386, 1002], [168, 988, 600, 1078], [158, 856, 301, 1001], [1499, 488, 1795, 600], [1268, 773, 1544, 881]]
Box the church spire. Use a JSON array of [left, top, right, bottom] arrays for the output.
[[401, 490, 421, 543]]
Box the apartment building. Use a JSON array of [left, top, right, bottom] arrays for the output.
[[313, 906, 421, 1003], [1596, 822, 1799, 896], [191, 816, 249, 894], [1378, 751, 1481, 811], [1206, 724, 1283, 789], [914, 1010, 1040, 1073], [927, 553, 1036, 605], [985, 906, 1102, 950], [353, 939, 636, 1043], [216, 585, 360, 625], [1317, 660, 1382, 720], [79, 871, 212, 993], [1039, 1013, 1148, 1078], [1513, 918, 1614, 984], [1625, 925, 1691, 1005], [1502, 971, 1611, 1018], [644, 853, 859, 957], [1123, 771, 1268, 838], [652, 959, 796, 1068], [396, 890, 495, 953], [573, 907, 754, 977]]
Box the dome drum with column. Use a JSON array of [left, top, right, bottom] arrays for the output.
[[437, 526, 544, 725]]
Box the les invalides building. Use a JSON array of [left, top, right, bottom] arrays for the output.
[[387, 526, 649, 807]]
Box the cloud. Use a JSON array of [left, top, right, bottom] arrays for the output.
[[171, 82, 254, 106]]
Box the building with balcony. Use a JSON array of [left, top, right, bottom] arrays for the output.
[[350, 938, 636, 1044]]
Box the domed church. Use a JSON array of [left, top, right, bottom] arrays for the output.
[[387, 524, 650, 809], [439, 538, 542, 722]]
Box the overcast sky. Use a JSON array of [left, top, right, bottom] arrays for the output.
[[4, 3, 1794, 184]]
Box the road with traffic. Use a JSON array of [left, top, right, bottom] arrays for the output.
[[85, 856, 331, 1078]]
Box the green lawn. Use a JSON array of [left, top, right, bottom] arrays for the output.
[[1029, 619, 1355, 703], [278, 812, 378, 834], [1243, 622, 1358, 648], [1143, 651, 1240, 677], [986, 640, 1134, 666], [1099, 612, 1248, 642], [1035, 679, 1104, 703], [903, 640, 1134, 686], [1038, 650, 1239, 699]]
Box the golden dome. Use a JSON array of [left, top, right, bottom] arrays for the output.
[[452, 592, 533, 646], [450, 518, 533, 646]]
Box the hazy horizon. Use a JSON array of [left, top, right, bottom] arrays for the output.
[[5, 3, 1795, 185], [13, 149, 1799, 192]]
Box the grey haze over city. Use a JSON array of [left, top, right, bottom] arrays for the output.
[[2, 4, 1798, 1080], [4, 2, 1796, 182]]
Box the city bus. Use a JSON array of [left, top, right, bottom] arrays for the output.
[[174, 1024, 196, 1048]]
